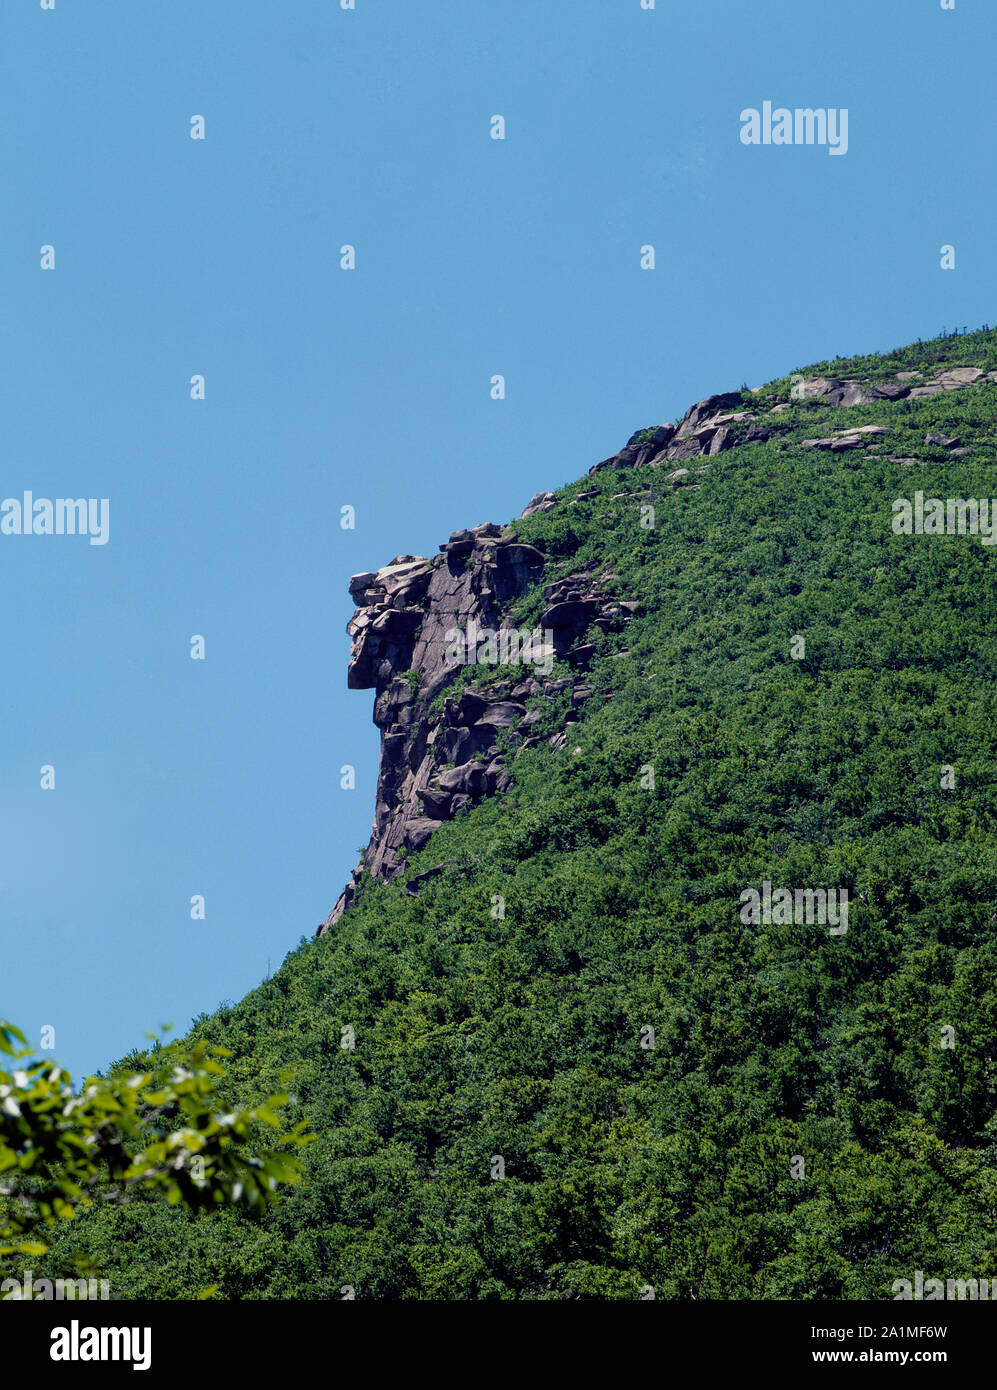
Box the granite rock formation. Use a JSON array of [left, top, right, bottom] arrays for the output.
[[317, 526, 637, 934]]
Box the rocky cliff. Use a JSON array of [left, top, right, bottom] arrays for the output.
[[317, 521, 639, 933], [318, 358, 997, 936]]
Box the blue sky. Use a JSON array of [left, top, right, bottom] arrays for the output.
[[2, 0, 993, 1080]]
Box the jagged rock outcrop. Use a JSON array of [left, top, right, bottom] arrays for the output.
[[317, 526, 638, 935], [584, 364, 997, 480], [800, 424, 888, 452], [520, 491, 558, 518], [588, 392, 768, 476]]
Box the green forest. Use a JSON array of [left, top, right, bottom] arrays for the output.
[[7, 328, 997, 1299]]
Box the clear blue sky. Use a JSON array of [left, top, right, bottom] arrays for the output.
[[2, 0, 993, 1080]]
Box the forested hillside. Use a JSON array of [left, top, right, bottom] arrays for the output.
[[28, 328, 997, 1299]]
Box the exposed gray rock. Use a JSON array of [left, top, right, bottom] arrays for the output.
[[404, 818, 440, 852], [567, 644, 597, 670], [418, 788, 453, 820], [677, 392, 744, 433], [792, 377, 909, 407], [801, 425, 888, 452], [476, 701, 525, 728], [521, 491, 558, 517], [909, 367, 983, 397], [665, 436, 707, 462], [589, 425, 676, 475], [438, 761, 488, 795]]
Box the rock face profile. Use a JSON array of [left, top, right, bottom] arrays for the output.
[[318, 526, 638, 933], [320, 351, 997, 937]]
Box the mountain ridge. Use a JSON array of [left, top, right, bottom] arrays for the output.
[[324, 337, 997, 938]]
